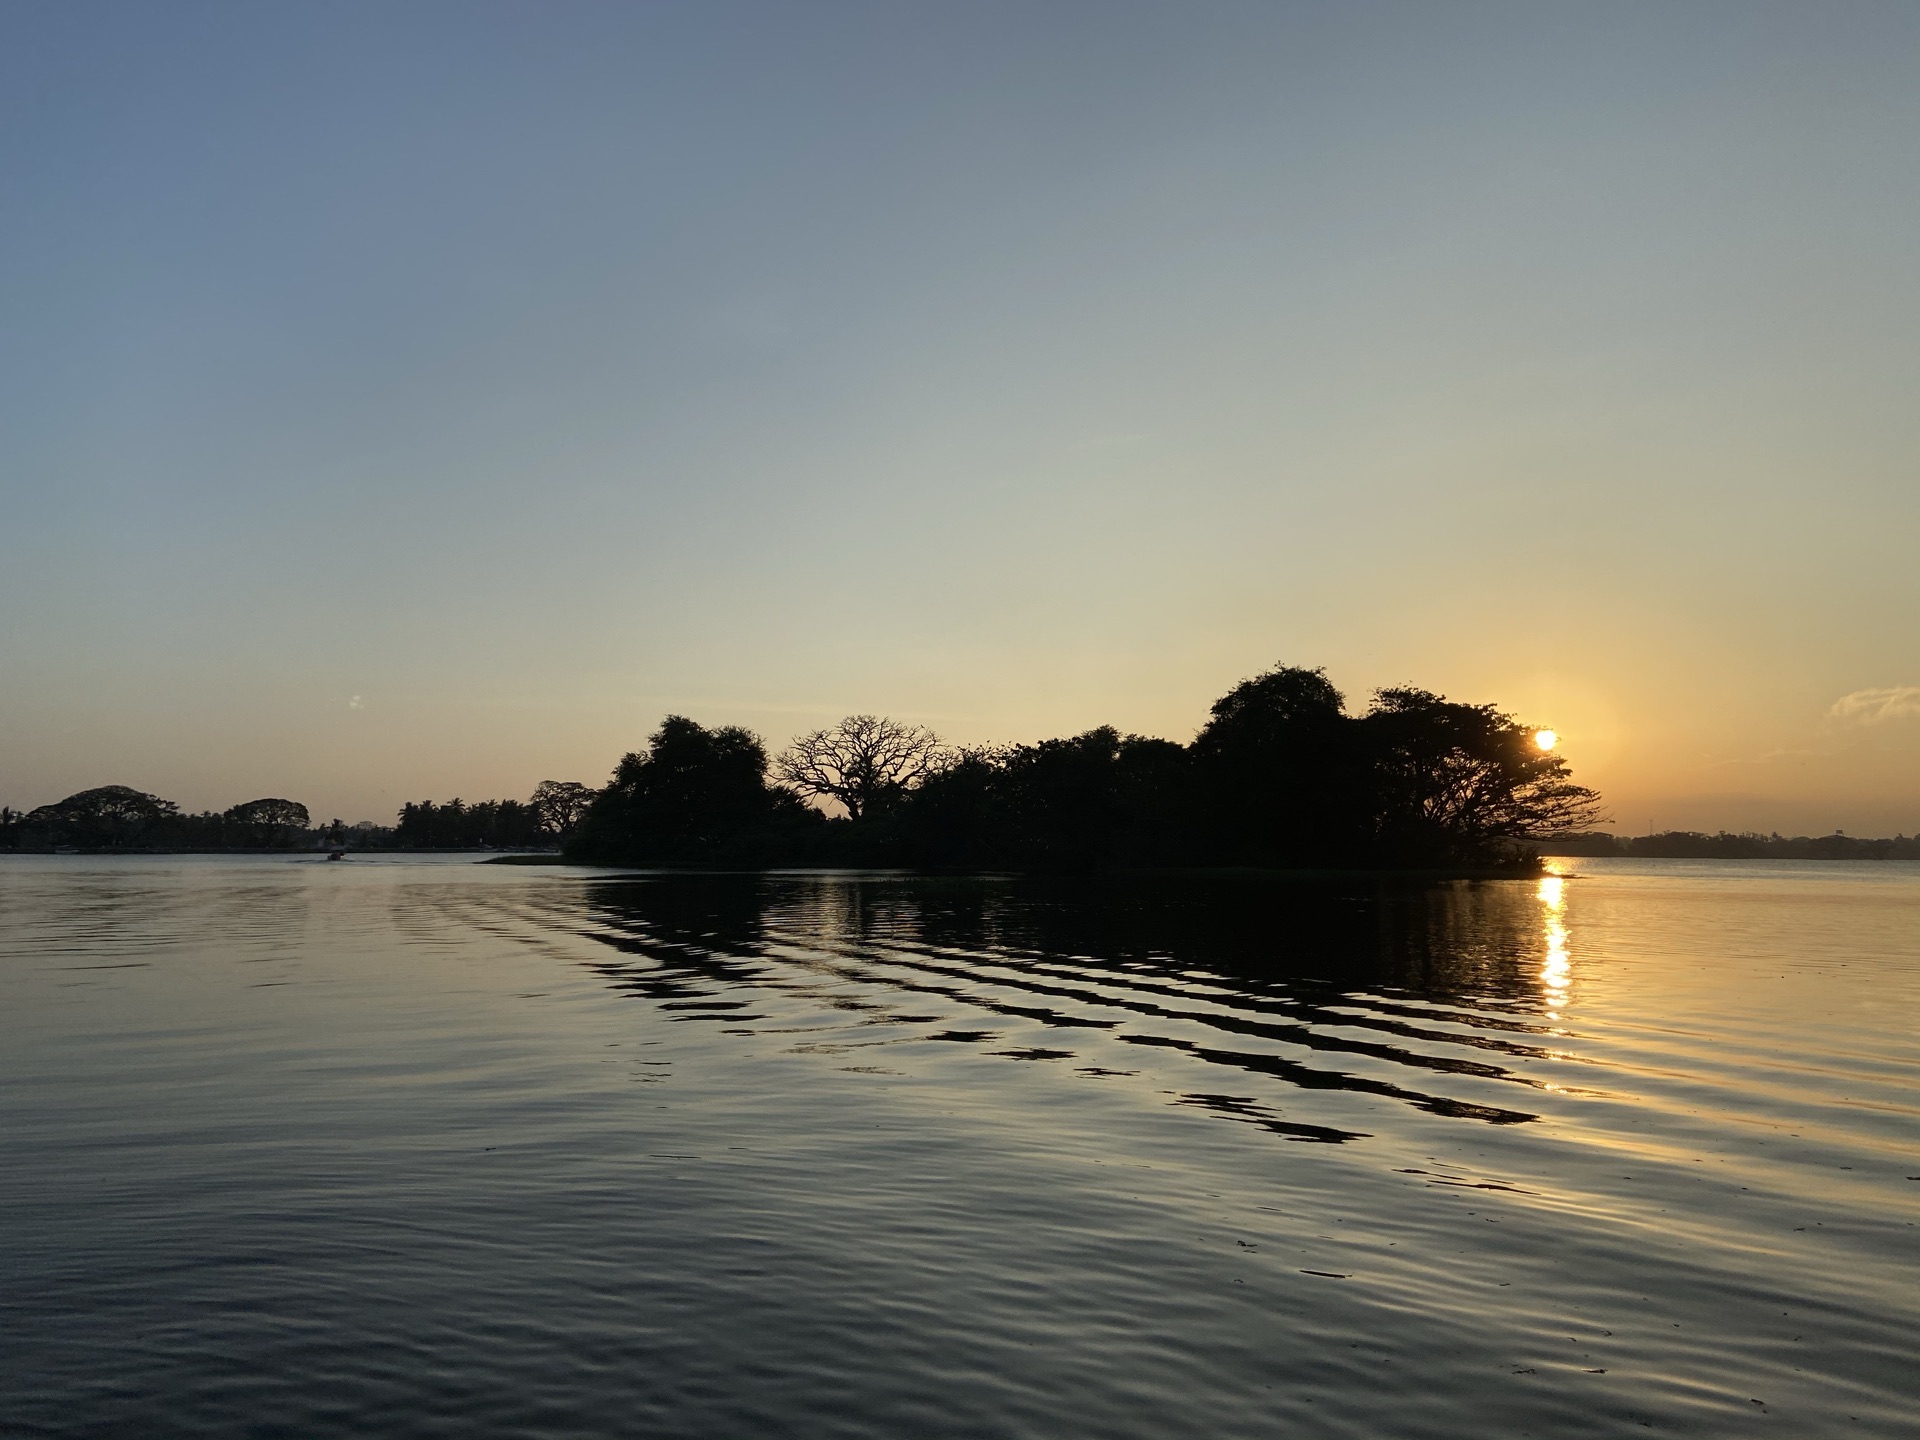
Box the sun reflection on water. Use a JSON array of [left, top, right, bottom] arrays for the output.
[[1538, 873, 1571, 1016]]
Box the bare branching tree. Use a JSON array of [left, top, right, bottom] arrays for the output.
[[776, 715, 951, 820]]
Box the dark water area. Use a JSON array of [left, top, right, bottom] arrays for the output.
[[3, 856, 1915, 1438]]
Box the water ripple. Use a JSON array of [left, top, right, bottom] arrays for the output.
[[1, 856, 1914, 1440]]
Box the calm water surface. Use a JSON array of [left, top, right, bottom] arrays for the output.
[[2, 856, 1914, 1438]]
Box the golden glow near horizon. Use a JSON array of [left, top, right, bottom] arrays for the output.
[[1534, 730, 1559, 753], [1, 9, 1916, 832]]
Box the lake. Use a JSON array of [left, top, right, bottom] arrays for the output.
[[2, 855, 1914, 1438]]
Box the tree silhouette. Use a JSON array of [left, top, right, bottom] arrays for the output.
[[530, 780, 596, 837], [225, 798, 309, 828], [1359, 687, 1604, 864], [22, 786, 181, 848], [777, 715, 950, 819], [1190, 665, 1364, 865], [394, 797, 545, 849], [225, 798, 310, 846], [569, 715, 821, 864], [996, 728, 1190, 870], [0, 664, 1612, 867]]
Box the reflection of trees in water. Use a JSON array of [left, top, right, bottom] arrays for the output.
[[567, 875, 773, 1010], [575, 874, 1568, 1139], [1371, 881, 1553, 1004], [749, 875, 1550, 1007]]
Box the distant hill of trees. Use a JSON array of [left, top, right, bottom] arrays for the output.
[[566, 664, 1610, 872], [1541, 830, 1920, 861], [0, 787, 332, 852], [0, 779, 597, 853]]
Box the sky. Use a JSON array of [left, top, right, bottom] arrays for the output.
[[2, 1, 1916, 834]]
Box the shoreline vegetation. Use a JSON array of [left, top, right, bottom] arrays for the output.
[[4, 662, 1913, 869], [1542, 830, 1920, 861], [522, 666, 1602, 873]]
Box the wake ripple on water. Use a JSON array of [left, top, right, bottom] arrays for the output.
[[543, 873, 1568, 1136], [1, 857, 1915, 1439]]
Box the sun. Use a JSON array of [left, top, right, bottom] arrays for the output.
[[1534, 729, 1559, 752]]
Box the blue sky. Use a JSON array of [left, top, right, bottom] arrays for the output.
[[3, 2, 1916, 831]]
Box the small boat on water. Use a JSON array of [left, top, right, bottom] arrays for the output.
[[327, 850, 347, 861]]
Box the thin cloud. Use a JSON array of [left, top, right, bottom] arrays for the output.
[[1702, 746, 1829, 769], [1827, 686, 1920, 726]]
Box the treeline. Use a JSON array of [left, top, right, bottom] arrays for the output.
[[0, 788, 348, 852], [42, 664, 1909, 872], [1, 779, 600, 853], [394, 799, 543, 849], [392, 780, 597, 848], [566, 664, 1605, 871], [1542, 830, 1920, 861]]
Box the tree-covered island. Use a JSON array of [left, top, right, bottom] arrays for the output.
[[565, 665, 1601, 871]]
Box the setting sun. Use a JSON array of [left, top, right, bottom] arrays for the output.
[[1535, 729, 1559, 752]]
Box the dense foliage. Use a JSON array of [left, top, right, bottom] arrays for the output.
[[1542, 830, 1920, 860], [0, 781, 594, 853], [0, 787, 321, 851], [565, 664, 1611, 870], [568, 716, 824, 865], [388, 780, 596, 850], [392, 799, 546, 850]]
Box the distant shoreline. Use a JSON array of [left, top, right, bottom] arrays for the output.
[[0, 847, 562, 859], [6, 847, 1912, 874], [486, 855, 1552, 879], [1538, 831, 1919, 861]]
